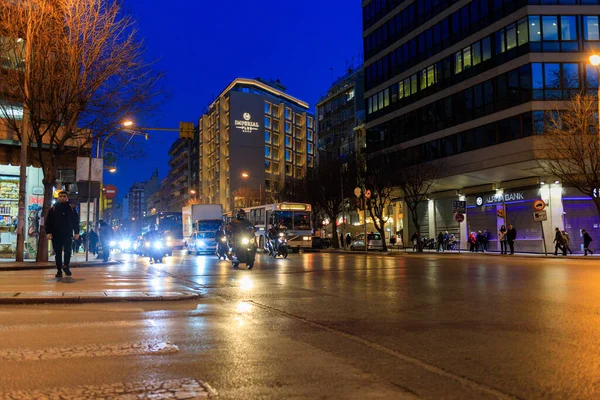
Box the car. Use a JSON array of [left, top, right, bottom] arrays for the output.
[[311, 236, 324, 249], [186, 231, 218, 255], [350, 233, 384, 251]]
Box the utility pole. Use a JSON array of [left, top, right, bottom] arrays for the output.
[[16, 21, 33, 262]]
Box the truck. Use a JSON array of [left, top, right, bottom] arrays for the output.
[[182, 204, 223, 255]]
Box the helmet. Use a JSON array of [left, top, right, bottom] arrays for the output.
[[236, 209, 246, 220]]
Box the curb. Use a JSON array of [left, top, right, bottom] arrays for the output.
[[318, 249, 600, 260], [0, 292, 200, 305], [0, 261, 120, 272]]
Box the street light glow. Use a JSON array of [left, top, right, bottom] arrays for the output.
[[241, 172, 249, 178], [591, 55, 600, 66], [122, 120, 134, 127], [190, 190, 196, 194], [109, 167, 117, 173]]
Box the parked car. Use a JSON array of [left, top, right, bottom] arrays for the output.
[[350, 233, 384, 251], [311, 236, 324, 249]]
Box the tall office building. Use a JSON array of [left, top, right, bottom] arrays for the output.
[[198, 78, 316, 213], [363, 0, 600, 252]]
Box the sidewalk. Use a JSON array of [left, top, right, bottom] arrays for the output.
[[322, 247, 600, 260], [0, 261, 200, 305], [0, 252, 118, 271]]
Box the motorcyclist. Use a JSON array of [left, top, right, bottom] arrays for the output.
[[266, 223, 279, 256], [228, 210, 254, 242]]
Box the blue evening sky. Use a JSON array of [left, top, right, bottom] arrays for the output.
[[108, 0, 363, 201]]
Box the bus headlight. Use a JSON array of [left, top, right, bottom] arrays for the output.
[[154, 242, 163, 249], [144, 242, 150, 248], [119, 240, 131, 250]]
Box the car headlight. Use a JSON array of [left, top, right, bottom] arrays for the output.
[[241, 238, 250, 245], [120, 240, 131, 249], [279, 232, 284, 237], [220, 237, 227, 242], [154, 242, 162, 249], [109, 240, 116, 246], [144, 242, 150, 248]]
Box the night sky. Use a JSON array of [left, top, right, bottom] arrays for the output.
[[108, 0, 362, 201]]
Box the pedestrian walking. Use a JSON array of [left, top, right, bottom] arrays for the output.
[[72, 232, 82, 254], [340, 234, 344, 249], [553, 227, 564, 256], [411, 232, 419, 251], [98, 220, 113, 262], [561, 230, 572, 255], [89, 229, 98, 255], [443, 231, 450, 250], [45, 191, 80, 278], [507, 224, 517, 255], [469, 232, 477, 252], [498, 225, 507, 254], [346, 233, 352, 248], [476, 231, 484, 252], [483, 230, 490, 252], [437, 231, 444, 252], [583, 229, 594, 256]]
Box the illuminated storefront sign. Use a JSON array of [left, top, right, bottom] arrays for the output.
[[233, 112, 260, 133]]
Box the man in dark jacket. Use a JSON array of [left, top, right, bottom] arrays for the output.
[[553, 227, 564, 256], [583, 229, 594, 256], [506, 224, 517, 255], [45, 191, 80, 277]]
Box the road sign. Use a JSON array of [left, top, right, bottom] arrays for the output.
[[533, 210, 547, 222], [354, 187, 361, 198], [452, 200, 466, 213], [533, 199, 546, 211], [454, 212, 465, 223], [103, 184, 118, 200]]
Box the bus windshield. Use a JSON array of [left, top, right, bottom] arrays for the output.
[[272, 211, 293, 230], [293, 212, 311, 230]]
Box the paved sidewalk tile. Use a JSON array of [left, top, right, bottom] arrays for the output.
[[16, 291, 63, 297], [63, 292, 107, 298], [104, 291, 149, 297]]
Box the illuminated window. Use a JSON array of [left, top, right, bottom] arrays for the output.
[[285, 150, 291, 162], [285, 107, 292, 120], [265, 146, 271, 158], [265, 131, 271, 143], [307, 117, 313, 128], [285, 136, 292, 148], [308, 143, 313, 154], [265, 116, 271, 129], [285, 122, 291, 133], [264, 101, 271, 114]]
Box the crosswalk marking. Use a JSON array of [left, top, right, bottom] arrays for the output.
[[0, 341, 178, 361], [0, 378, 217, 399]]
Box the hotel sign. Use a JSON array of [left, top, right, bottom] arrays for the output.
[[234, 112, 260, 133]]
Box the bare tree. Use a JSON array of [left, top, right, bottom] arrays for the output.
[[233, 187, 262, 208], [397, 162, 442, 252], [0, 0, 163, 261], [363, 156, 395, 252], [539, 93, 600, 215]]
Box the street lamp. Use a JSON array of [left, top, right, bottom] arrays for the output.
[[241, 172, 262, 204], [108, 166, 117, 173], [590, 55, 600, 123]]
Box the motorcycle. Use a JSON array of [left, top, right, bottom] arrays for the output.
[[145, 239, 168, 263], [231, 234, 257, 270], [216, 236, 229, 260], [271, 232, 288, 259]]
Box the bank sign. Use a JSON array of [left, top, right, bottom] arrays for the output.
[[476, 192, 525, 206]]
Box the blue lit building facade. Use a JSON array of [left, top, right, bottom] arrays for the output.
[[363, 0, 600, 253]]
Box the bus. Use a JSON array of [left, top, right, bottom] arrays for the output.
[[244, 202, 313, 252], [140, 212, 184, 248]]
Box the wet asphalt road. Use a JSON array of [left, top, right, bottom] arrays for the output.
[[0, 251, 600, 399]]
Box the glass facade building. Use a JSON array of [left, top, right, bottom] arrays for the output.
[[363, 0, 600, 253]]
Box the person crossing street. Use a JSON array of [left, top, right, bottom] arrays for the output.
[[45, 191, 80, 278]]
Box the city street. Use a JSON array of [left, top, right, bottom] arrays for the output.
[[0, 251, 600, 399]]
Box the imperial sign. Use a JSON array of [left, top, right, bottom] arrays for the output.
[[234, 112, 260, 133]]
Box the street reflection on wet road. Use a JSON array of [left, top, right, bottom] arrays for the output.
[[122, 250, 600, 398]]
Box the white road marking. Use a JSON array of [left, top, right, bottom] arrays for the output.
[[0, 341, 179, 361], [0, 378, 217, 399]]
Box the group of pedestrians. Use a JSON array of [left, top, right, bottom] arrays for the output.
[[467, 230, 492, 253], [468, 225, 516, 254], [436, 231, 457, 251], [553, 227, 594, 256]]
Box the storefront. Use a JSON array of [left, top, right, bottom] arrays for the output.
[[467, 187, 545, 253], [0, 165, 45, 259], [561, 187, 600, 254]]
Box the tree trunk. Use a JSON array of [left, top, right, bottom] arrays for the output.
[[331, 222, 340, 249], [594, 197, 600, 219], [35, 175, 55, 262], [409, 206, 423, 252]]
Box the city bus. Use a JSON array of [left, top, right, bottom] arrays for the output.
[[140, 211, 184, 249], [244, 202, 313, 252]]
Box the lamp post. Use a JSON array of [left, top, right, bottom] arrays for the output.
[[241, 172, 262, 205], [590, 55, 600, 130]]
